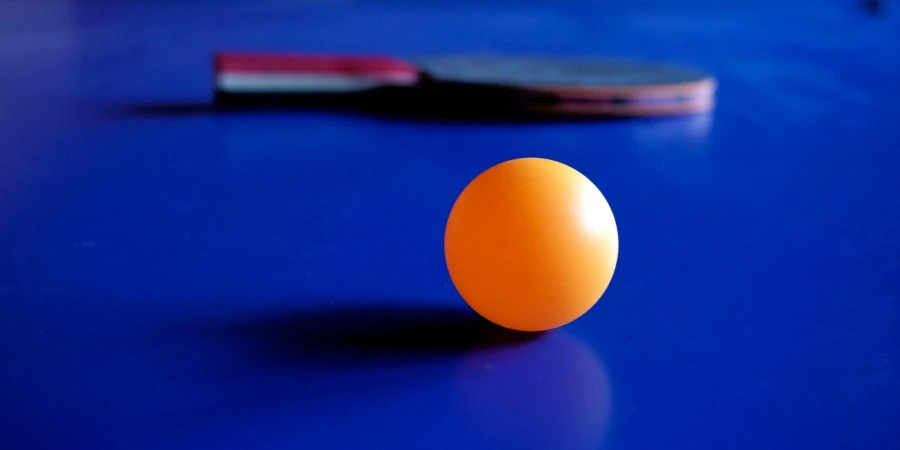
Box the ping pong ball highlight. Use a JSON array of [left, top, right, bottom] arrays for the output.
[[444, 158, 618, 332]]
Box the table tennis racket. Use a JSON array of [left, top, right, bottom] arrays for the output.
[[213, 52, 716, 117]]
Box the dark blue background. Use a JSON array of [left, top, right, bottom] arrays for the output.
[[1, 1, 898, 449]]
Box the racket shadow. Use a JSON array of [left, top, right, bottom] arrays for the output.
[[213, 87, 632, 124], [119, 91, 634, 124], [121, 102, 218, 117]]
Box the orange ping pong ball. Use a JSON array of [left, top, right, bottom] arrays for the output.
[[444, 158, 618, 332]]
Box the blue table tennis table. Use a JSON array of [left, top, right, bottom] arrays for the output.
[[1, 1, 898, 449]]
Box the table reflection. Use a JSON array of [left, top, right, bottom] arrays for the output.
[[456, 329, 612, 450]]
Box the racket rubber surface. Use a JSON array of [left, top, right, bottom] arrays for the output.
[[414, 56, 717, 116]]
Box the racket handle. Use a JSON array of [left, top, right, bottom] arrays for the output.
[[214, 51, 419, 80], [213, 51, 421, 95]]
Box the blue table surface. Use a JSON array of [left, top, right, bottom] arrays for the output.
[[1, 0, 898, 449]]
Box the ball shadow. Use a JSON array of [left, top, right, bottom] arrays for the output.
[[179, 301, 542, 370], [148, 301, 549, 436]]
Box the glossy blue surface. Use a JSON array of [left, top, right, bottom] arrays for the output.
[[2, 1, 899, 449]]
